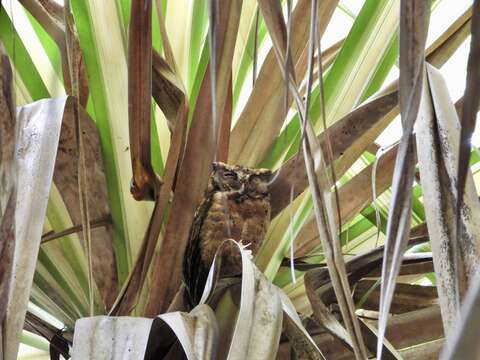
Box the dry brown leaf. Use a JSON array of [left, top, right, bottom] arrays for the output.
[[53, 100, 118, 310], [109, 100, 188, 316], [229, 0, 338, 167], [20, 0, 89, 107], [128, 0, 161, 201], [216, 74, 233, 162], [294, 144, 397, 257], [258, 0, 367, 356], [271, 6, 472, 218], [270, 90, 398, 217], [151, 50, 185, 132], [376, 1, 430, 357], [142, 0, 243, 316], [304, 231, 427, 357]]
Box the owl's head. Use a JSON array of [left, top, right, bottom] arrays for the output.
[[208, 162, 272, 199]]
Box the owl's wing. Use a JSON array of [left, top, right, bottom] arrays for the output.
[[182, 195, 213, 308]]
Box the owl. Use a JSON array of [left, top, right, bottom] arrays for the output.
[[183, 162, 272, 308]]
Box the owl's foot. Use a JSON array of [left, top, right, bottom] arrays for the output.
[[238, 240, 253, 260]]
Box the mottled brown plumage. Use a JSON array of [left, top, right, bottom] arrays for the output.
[[183, 162, 272, 307]]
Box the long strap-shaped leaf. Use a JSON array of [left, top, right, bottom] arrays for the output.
[[260, 8, 472, 282], [441, 268, 480, 359], [147, 305, 219, 359], [455, 0, 480, 290], [128, 0, 161, 201], [106, 1, 173, 316], [74, 240, 320, 359], [270, 4, 472, 219], [19, 0, 90, 107], [259, 0, 400, 171], [71, 316, 154, 359], [269, 90, 398, 217], [203, 241, 283, 360], [4, 98, 66, 360], [51, 80, 118, 309], [416, 65, 480, 336], [71, 0, 155, 276], [301, 127, 367, 360], [229, 0, 338, 167], [0, 42, 16, 360], [376, 1, 430, 358], [142, 0, 242, 315], [202, 240, 321, 359], [64, 0, 97, 316], [24, 311, 71, 359], [258, 0, 368, 357], [151, 50, 185, 131], [109, 100, 188, 316], [305, 231, 428, 355]]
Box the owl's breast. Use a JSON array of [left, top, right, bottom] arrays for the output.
[[199, 192, 270, 274]]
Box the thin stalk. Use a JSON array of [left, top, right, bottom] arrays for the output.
[[64, 0, 94, 316], [41, 215, 112, 244]]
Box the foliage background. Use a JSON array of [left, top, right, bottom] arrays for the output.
[[0, 0, 478, 358]]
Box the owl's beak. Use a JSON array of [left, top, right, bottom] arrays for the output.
[[239, 183, 246, 195]]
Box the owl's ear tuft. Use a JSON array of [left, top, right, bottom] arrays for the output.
[[258, 168, 273, 182]]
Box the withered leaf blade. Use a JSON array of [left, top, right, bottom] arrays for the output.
[[64, 0, 96, 316], [19, 0, 89, 107], [270, 90, 398, 217], [71, 316, 155, 358], [109, 100, 188, 316], [19, 0, 64, 43], [270, 6, 472, 218], [441, 269, 480, 359], [128, 0, 161, 201], [53, 99, 118, 310], [5, 97, 65, 360], [376, 1, 430, 358], [216, 74, 232, 162], [24, 311, 71, 359], [455, 0, 480, 279], [427, 6, 472, 67], [304, 230, 427, 358], [229, 0, 338, 167], [304, 269, 354, 351], [151, 50, 185, 132], [259, 0, 368, 356], [0, 41, 16, 360], [142, 0, 242, 316], [37, 0, 64, 26], [416, 66, 459, 335], [110, 5, 188, 315]]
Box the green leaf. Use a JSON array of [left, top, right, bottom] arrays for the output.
[[0, 8, 49, 100], [261, 0, 400, 169], [71, 0, 154, 282]]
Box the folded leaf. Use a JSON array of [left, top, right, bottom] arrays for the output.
[[5, 97, 66, 360]]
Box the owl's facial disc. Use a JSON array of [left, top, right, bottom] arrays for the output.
[[210, 162, 272, 198], [245, 174, 269, 197], [211, 162, 241, 191], [222, 170, 242, 190]]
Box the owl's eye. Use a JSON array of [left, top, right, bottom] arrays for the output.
[[223, 171, 237, 179], [221, 171, 241, 190], [247, 174, 269, 195]]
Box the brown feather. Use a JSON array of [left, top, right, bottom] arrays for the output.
[[182, 163, 271, 308]]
